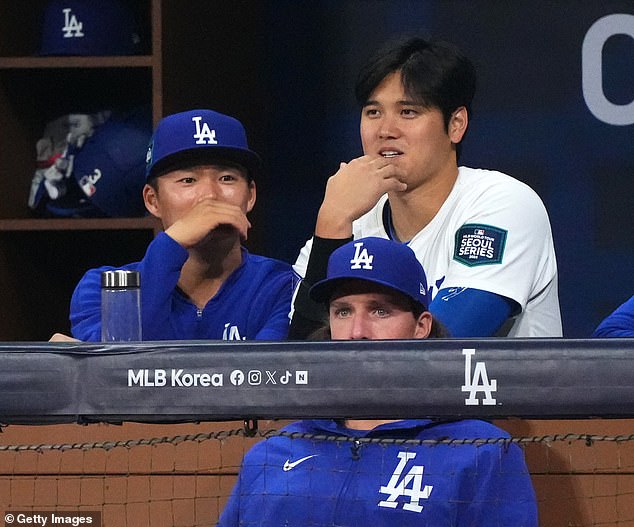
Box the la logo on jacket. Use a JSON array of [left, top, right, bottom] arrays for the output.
[[378, 452, 433, 513]]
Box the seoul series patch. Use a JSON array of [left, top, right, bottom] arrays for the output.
[[454, 224, 507, 267]]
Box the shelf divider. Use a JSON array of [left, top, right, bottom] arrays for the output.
[[0, 217, 161, 232]]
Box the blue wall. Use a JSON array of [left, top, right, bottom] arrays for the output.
[[253, 1, 633, 337]]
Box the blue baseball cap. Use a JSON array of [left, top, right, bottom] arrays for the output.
[[39, 0, 141, 56], [145, 109, 262, 180], [72, 107, 152, 217], [310, 237, 429, 309]]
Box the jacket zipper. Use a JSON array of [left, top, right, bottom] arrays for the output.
[[333, 439, 362, 523]]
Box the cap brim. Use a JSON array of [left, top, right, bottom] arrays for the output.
[[309, 277, 346, 304], [310, 276, 427, 310], [148, 147, 262, 180]]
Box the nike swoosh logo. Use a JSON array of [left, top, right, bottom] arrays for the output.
[[283, 455, 318, 471]]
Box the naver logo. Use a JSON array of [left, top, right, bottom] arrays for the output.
[[461, 348, 497, 406]]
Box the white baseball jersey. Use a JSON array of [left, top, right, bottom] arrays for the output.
[[294, 166, 562, 337]]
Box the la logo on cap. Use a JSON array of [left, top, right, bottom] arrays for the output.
[[192, 116, 218, 145], [62, 8, 84, 38], [350, 241, 374, 270]]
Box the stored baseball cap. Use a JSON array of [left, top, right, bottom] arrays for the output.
[[145, 109, 262, 180], [39, 0, 141, 56], [310, 237, 429, 309], [72, 107, 152, 217]]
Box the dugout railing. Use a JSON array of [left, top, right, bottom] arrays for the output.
[[0, 338, 633, 423], [1, 339, 633, 527]]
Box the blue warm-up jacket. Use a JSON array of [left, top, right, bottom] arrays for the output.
[[71, 232, 297, 341], [218, 418, 538, 526]]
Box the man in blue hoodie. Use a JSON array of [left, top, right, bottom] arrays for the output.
[[69, 109, 297, 341], [218, 237, 537, 526]]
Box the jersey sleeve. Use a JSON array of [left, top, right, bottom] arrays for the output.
[[69, 232, 188, 342], [440, 179, 557, 312], [292, 236, 313, 279], [429, 287, 515, 337], [135, 232, 189, 340], [461, 442, 538, 525], [69, 266, 109, 342], [254, 267, 300, 340], [216, 479, 241, 527], [216, 440, 272, 526]]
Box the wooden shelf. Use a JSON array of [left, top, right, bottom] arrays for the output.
[[0, 216, 160, 232], [0, 56, 153, 69]]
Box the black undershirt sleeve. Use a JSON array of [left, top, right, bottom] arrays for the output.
[[288, 235, 352, 340]]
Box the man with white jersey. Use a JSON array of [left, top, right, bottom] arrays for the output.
[[290, 36, 561, 338]]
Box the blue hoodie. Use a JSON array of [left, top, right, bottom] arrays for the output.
[[218, 418, 538, 526]]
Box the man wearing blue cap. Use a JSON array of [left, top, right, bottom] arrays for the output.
[[309, 236, 443, 340], [69, 109, 297, 341], [218, 237, 538, 526]]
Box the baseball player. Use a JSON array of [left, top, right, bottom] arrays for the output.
[[218, 237, 538, 526], [593, 294, 634, 337], [291, 36, 561, 339], [69, 109, 298, 341]]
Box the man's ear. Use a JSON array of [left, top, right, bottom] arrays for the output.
[[448, 106, 468, 144], [414, 311, 433, 339], [143, 183, 161, 219], [246, 180, 257, 213]]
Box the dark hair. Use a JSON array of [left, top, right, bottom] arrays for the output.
[[429, 317, 451, 338], [410, 301, 452, 338], [307, 324, 332, 340], [310, 301, 451, 340], [355, 36, 476, 159]]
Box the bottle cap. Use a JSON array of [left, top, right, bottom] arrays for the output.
[[101, 270, 140, 288]]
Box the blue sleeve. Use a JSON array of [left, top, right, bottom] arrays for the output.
[[70, 267, 107, 342], [216, 440, 271, 526], [216, 478, 240, 526], [592, 294, 634, 337], [70, 232, 188, 341], [134, 232, 188, 340], [254, 270, 300, 341], [429, 287, 517, 337], [460, 442, 538, 526]]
